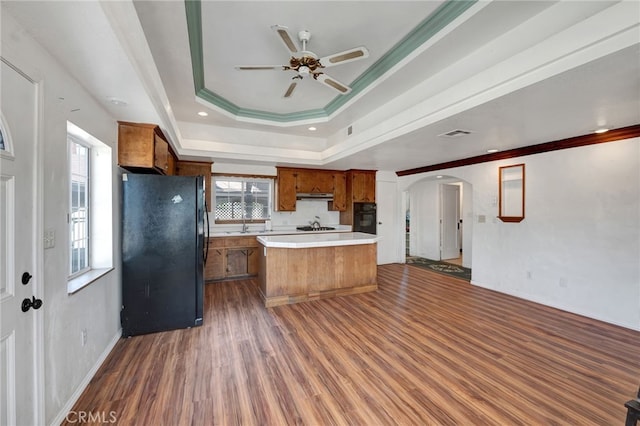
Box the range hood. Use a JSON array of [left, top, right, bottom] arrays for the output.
[[296, 192, 334, 201]]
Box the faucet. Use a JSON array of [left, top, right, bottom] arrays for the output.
[[241, 211, 248, 233], [310, 215, 321, 230]]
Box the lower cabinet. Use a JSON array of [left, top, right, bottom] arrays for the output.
[[205, 236, 259, 281], [205, 251, 225, 281], [226, 248, 248, 278]]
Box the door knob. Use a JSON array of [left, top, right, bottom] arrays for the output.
[[21, 296, 43, 312], [21, 272, 32, 285]]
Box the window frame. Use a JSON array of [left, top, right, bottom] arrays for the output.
[[66, 121, 114, 294], [68, 136, 91, 278], [212, 174, 274, 224]]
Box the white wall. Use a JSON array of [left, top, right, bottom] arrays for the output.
[[2, 10, 122, 424], [400, 138, 640, 330]]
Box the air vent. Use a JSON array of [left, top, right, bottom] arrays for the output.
[[439, 129, 472, 138]]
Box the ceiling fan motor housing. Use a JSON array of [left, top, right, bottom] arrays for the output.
[[298, 30, 311, 43]]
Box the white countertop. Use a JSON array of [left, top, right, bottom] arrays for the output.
[[257, 232, 379, 248], [209, 225, 351, 238]]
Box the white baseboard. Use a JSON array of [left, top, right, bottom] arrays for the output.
[[49, 330, 121, 426], [470, 280, 640, 332]]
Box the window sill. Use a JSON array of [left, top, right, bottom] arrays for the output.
[[67, 267, 114, 295]]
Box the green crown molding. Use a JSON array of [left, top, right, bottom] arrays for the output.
[[185, 0, 476, 123]]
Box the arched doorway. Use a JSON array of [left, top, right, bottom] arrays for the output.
[[404, 176, 472, 269]]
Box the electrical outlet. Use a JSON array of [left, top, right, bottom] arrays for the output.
[[81, 329, 88, 346]]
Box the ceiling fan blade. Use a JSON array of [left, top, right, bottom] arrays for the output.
[[283, 82, 297, 98], [314, 73, 352, 95], [271, 25, 300, 55], [235, 65, 285, 71], [319, 46, 369, 68]]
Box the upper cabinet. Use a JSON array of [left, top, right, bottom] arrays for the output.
[[166, 147, 177, 176], [275, 168, 298, 211], [348, 170, 376, 203], [176, 160, 213, 212], [329, 172, 347, 211], [297, 170, 333, 193], [275, 167, 347, 211], [118, 121, 170, 175]]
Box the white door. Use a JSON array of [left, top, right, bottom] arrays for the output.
[[376, 179, 398, 264], [440, 184, 460, 260], [0, 59, 40, 426]]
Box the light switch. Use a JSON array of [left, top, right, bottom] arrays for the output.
[[44, 229, 55, 249]]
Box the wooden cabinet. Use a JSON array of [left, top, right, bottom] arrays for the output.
[[205, 238, 225, 281], [176, 160, 213, 211], [340, 170, 377, 226], [350, 170, 376, 202], [118, 121, 171, 174], [276, 167, 347, 211], [329, 172, 347, 211], [296, 170, 333, 193], [247, 247, 260, 275], [226, 248, 248, 277], [276, 168, 298, 211], [204, 236, 260, 281], [166, 148, 177, 176]]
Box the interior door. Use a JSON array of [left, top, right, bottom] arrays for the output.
[[440, 184, 460, 260], [0, 59, 40, 425], [376, 179, 398, 264]]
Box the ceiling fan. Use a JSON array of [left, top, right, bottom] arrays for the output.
[[235, 25, 369, 98]]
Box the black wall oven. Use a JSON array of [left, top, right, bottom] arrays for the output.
[[353, 202, 376, 234]]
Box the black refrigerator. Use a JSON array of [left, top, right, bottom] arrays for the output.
[[121, 173, 206, 337]]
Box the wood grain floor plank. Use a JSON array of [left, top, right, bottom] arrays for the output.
[[62, 264, 640, 425]]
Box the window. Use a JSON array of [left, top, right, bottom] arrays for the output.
[[69, 140, 90, 276], [213, 176, 273, 222], [67, 122, 113, 293]]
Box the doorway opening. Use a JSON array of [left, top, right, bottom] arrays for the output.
[[404, 177, 472, 274]]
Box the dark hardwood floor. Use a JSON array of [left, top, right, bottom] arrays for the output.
[[64, 264, 640, 425]]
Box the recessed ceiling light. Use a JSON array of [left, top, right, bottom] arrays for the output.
[[197, 111, 208, 117], [594, 127, 609, 134], [436, 175, 443, 179], [107, 97, 128, 106], [487, 148, 499, 153], [308, 126, 316, 131]]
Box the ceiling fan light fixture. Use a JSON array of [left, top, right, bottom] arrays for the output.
[[298, 66, 310, 76]]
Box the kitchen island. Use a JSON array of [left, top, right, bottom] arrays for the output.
[[256, 232, 379, 307]]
